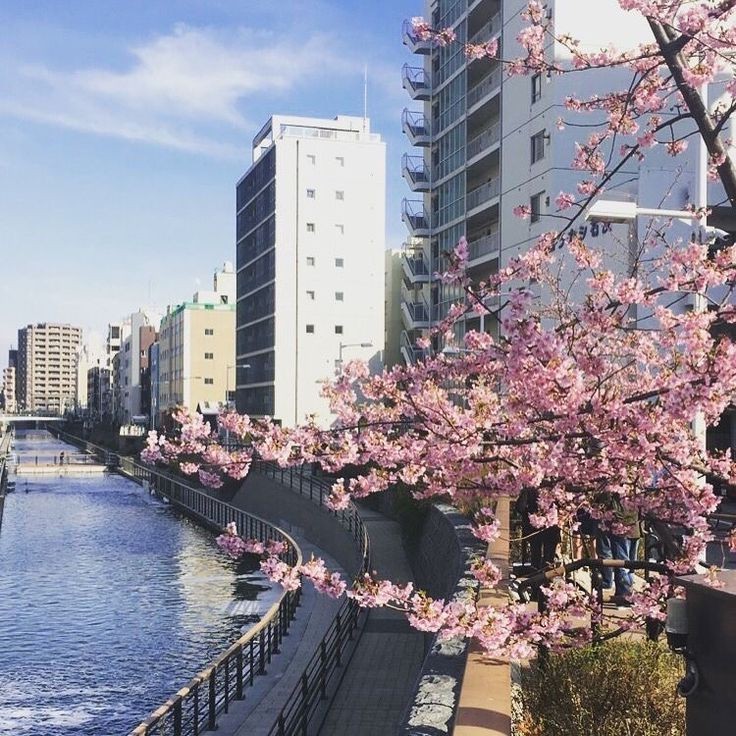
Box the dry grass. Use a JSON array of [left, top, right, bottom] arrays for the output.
[[514, 640, 685, 736]]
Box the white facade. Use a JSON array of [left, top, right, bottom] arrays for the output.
[[236, 115, 386, 426], [2, 366, 16, 414]]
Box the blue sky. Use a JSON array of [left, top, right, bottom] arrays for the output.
[[0, 0, 418, 361]]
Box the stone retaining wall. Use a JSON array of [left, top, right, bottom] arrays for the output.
[[400, 503, 487, 735]]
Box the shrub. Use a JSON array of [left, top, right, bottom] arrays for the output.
[[514, 640, 685, 736]]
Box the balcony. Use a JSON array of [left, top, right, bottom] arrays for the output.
[[402, 18, 433, 54], [468, 13, 501, 46], [467, 177, 500, 212], [402, 244, 431, 284], [401, 285, 432, 330], [402, 199, 431, 237], [402, 153, 430, 192], [401, 331, 429, 365], [402, 64, 431, 101], [467, 67, 502, 108], [467, 122, 500, 160], [402, 109, 431, 147], [468, 230, 500, 262]]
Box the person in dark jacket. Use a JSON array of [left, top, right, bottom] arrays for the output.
[[516, 488, 560, 571]]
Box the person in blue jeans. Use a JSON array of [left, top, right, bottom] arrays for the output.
[[597, 511, 640, 605]]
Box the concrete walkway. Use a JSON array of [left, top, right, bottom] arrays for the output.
[[213, 532, 344, 736], [317, 507, 426, 735]]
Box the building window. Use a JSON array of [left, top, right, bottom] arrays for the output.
[[530, 191, 545, 223], [531, 130, 546, 164], [204, 328, 214, 336], [335, 291, 344, 301], [306, 188, 315, 198], [307, 256, 315, 266], [204, 352, 214, 360], [335, 325, 343, 334], [531, 73, 542, 104], [336, 156, 344, 166], [306, 222, 315, 233], [335, 190, 344, 200], [306, 290, 315, 300], [204, 378, 214, 385], [307, 154, 316, 165], [335, 258, 344, 268], [306, 324, 315, 334]]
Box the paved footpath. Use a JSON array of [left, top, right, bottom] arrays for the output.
[[213, 521, 343, 735], [317, 507, 426, 735]]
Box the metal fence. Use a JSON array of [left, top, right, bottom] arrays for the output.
[[251, 461, 372, 736]]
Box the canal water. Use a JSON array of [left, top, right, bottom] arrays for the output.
[[0, 431, 276, 736]]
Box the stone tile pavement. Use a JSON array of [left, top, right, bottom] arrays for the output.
[[317, 507, 427, 735]]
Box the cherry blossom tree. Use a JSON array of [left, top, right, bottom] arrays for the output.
[[142, 1, 736, 656]]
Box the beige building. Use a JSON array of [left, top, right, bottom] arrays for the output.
[[16, 323, 83, 414], [158, 263, 236, 423]]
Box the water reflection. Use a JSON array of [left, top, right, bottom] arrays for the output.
[[0, 431, 275, 735]]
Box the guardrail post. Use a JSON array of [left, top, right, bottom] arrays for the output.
[[250, 639, 255, 685], [173, 699, 182, 736], [208, 671, 217, 731], [224, 658, 230, 713], [236, 645, 244, 699], [335, 613, 342, 666], [259, 630, 267, 674], [193, 684, 200, 736], [300, 673, 309, 735], [320, 642, 328, 700]]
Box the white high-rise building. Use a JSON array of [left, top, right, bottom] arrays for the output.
[[235, 114, 386, 426]]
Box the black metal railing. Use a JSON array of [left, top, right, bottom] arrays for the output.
[[251, 461, 371, 736]]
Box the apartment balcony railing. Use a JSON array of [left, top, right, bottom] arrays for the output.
[[402, 153, 430, 192], [402, 18, 433, 54], [400, 330, 428, 365], [468, 13, 502, 46], [401, 244, 431, 284], [467, 67, 502, 108], [402, 109, 431, 147], [401, 284, 432, 330], [402, 64, 431, 101], [466, 176, 500, 212], [468, 230, 501, 262], [402, 199, 431, 237], [467, 122, 500, 160]]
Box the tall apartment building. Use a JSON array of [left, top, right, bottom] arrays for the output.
[[235, 114, 386, 426], [16, 323, 82, 414], [400, 0, 645, 358], [2, 367, 16, 414], [157, 263, 236, 424], [110, 311, 160, 424]]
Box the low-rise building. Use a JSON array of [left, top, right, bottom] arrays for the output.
[[158, 263, 236, 424]]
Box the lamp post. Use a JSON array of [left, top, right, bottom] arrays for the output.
[[337, 342, 373, 372]]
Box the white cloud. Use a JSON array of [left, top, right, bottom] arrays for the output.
[[0, 24, 347, 157]]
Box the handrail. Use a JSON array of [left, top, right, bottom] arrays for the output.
[[47, 430, 305, 736], [467, 67, 502, 107], [250, 461, 371, 736]]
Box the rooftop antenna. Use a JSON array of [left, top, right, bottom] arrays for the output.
[[363, 64, 368, 132]]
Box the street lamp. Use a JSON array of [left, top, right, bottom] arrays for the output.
[[336, 342, 373, 371], [584, 199, 702, 225]]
